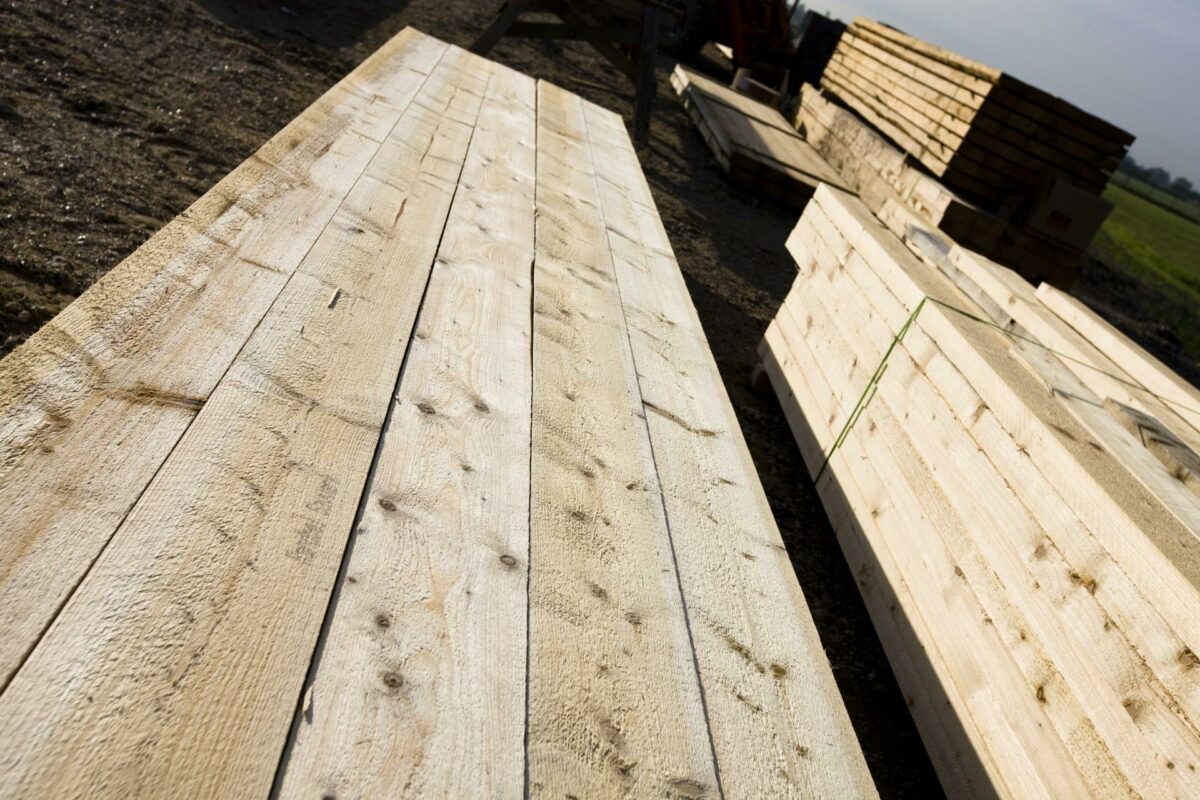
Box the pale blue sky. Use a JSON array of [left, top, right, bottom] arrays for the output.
[[809, 0, 1200, 182]]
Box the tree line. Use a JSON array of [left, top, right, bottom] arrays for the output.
[[1119, 156, 1200, 205]]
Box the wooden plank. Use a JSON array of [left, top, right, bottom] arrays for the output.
[[785, 222, 1134, 799], [275, 62, 538, 799], [672, 66, 850, 202], [848, 22, 1131, 158], [768, 296, 1022, 799], [758, 322, 1003, 800], [1106, 399, 1200, 498], [816, 249, 1198, 799], [833, 46, 1110, 189], [787, 295, 1111, 800], [853, 18, 1134, 146], [1036, 284, 1200, 437], [672, 65, 796, 133], [788, 191, 1200, 796], [945, 246, 1200, 457], [526, 80, 719, 797], [583, 101, 878, 797], [0, 45, 492, 798], [0, 28, 448, 690]]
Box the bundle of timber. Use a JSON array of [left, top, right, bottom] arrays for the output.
[[823, 18, 1134, 214], [759, 183, 1200, 799], [670, 65, 851, 205], [796, 83, 1080, 286], [0, 29, 879, 799]]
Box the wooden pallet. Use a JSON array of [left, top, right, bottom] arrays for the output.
[[760, 183, 1200, 799], [670, 65, 851, 206], [0, 29, 877, 799]]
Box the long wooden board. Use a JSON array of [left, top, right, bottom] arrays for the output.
[[526, 80, 720, 797], [0, 29, 877, 798], [276, 60, 538, 799], [0, 45, 493, 798], [0, 28, 448, 690], [583, 100, 877, 797], [672, 65, 851, 205]]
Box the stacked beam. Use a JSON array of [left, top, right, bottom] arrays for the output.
[[796, 84, 1080, 286], [760, 183, 1200, 799], [822, 18, 1134, 208]]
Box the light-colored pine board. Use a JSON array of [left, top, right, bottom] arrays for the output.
[[835, 188, 1200, 777], [276, 61, 538, 799], [814, 256, 1195, 799], [0, 46, 492, 798], [780, 238, 1119, 799], [944, 247, 1200, 478], [1036, 283, 1200, 437], [525, 80, 719, 798], [671, 65, 796, 134], [582, 101, 878, 797], [763, 184, 1200, 797], [759, 320, 1004, 800], [0, 27, 449, 689]]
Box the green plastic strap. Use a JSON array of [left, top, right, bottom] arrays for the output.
[[816, 297, 927, 483], [813, 292, 1200, 485]]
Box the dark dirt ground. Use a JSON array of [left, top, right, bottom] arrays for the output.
[[5, 1, 1115, 795]]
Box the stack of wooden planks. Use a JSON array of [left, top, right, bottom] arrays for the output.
[[796, 83, 1079, 286], [671, 65, 851, 205], [759, 183, 1200, 799], [823, 18, 1134, 207], [0, 29, 878, 798]]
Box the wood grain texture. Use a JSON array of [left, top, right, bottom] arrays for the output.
[[526, 80, 719, 799], [762, 184, 1200, 798], [0, 45, 491, 799], [1036, 283, 1200, 438], [277, 59, 537, 799], [583, 101, 877, 798], [0, 27, 448, 689]]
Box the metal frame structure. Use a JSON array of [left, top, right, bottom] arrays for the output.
[[472, 0, 681, 143]]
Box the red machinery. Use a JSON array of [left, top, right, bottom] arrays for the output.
[[662, 0, 796, 69]]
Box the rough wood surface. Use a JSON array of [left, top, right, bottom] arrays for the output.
[[672, 65, 850, 204], [584, 101, 877, 798], [277, 60, 537, 799], [761, 183, 1200, 799], [0, 44, 490, 799], [0, 30, 875, 799], [526, 80, 719, 797], [0, 28, 447, 690]]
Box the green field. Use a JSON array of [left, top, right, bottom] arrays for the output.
[[1110, 173, 1200, 225], [1088, 181, 1200, 361]]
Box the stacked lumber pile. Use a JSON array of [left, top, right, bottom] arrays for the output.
[[759, 183, 1200, 798], [671, 65, 851, 205], [824, 18, 1134, 207], [797, 83, 1086, 287], [0, 29, 878, 798]]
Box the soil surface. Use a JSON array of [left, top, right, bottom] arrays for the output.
[[0, 1, 962, 794]]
